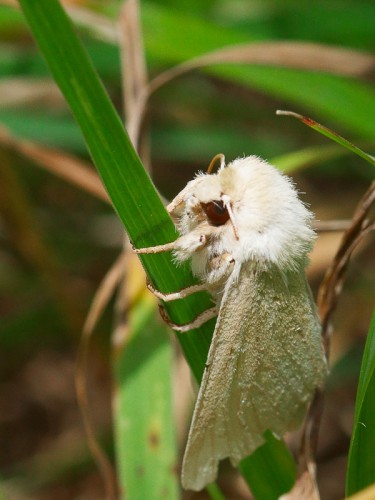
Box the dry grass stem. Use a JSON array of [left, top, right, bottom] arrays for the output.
[[122, 42, 375, 142], [119, 0, 148, 147], [147, 41, 375, 96], [280, 468, 320, 500], [318, 181, 375, 343], [0, 78, 64, 108], [313, 219, 353, 232], [294, 182, 375, 497], [0, 125, 109, 203], [76, 251, 130, 500]]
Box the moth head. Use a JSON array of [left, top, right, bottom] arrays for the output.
[[170, 155, 239, 240], [200, 154, 236, 231]]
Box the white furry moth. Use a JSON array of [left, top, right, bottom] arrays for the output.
[[135, 155, 327, 491]]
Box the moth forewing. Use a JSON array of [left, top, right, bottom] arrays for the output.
[[181, 263, 327, 491]]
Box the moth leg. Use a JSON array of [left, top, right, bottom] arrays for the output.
[[133, 234, 208, 255], [133, 240, 177, 254], [159, 305, 218, 333], [146, 279, 207, 302]]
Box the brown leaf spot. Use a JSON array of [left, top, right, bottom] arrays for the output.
[[149, 430, 160, 449], [301, 116, 316, 126]]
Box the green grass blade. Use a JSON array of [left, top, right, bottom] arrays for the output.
[[206, 483, 226, 500], [17, 0, 213, 381], [346, 311, 375, 495], [17, 0, 297, 496], [113, 297, 178, 499], [239, 431, 296, 499], [239, 435, 295, 497], [276, 110, 375, 168], [272, 143, 347, 173]]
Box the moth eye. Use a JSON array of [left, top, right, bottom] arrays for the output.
[[201, 200, 230, 226]]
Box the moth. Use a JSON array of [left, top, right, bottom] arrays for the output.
[[135, 155, 327, 491]]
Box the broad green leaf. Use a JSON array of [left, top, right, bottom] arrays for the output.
[[346, 311, 375, 495], [113, 296, 178, 499]]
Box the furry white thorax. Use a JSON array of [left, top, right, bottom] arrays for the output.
[[169, 156, 315, 290]]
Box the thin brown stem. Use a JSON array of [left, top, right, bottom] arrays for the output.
[[297, 182, 375, 484]]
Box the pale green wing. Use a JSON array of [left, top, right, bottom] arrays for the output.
[[181, 263, 327, 491]]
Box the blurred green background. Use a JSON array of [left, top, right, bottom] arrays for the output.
[[0, 0, 374, 498]]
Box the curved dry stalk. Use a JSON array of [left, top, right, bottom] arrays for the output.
[[280, 468, 320, 500], [313, 219, 352, 232], [0, 77, 63, 108], [0, 125, 109, 203], [122, 41, 375, 143], [292, 182, 375, 498], [119, 0, 148, 148], [82, 251, 128, 336], [76, 249, 147, 499], [75, 248, 146, 499], [75, 251, 128, 500], [148, 42, 375, 95], [318, 182, 375, 342]]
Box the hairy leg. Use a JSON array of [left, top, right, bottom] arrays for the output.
[[159, 306, 218, 333], [146, 279, 207, 302], [133, 234, 207, 255]]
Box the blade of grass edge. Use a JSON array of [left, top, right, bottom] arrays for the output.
[[346, 310, 375, 495], [276, 110, 375, 168], [17, 0, 295, 496]]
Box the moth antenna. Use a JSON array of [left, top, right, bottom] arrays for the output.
[[221, 194, 239, 240], [207, 153, 226, 174]]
